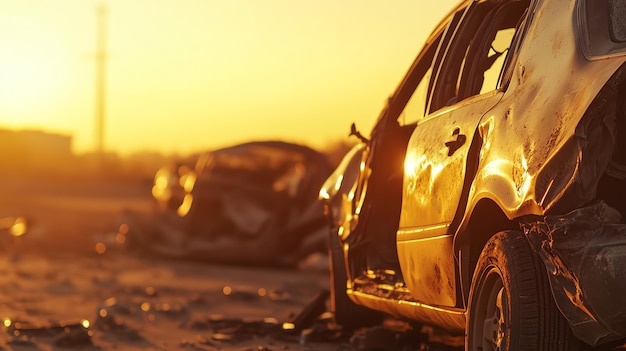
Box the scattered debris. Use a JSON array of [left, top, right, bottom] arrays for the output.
[[283, 289, 329, 333], [209, 316, 282, 341], [54, 326, 93, 347], [179, 334, 217, 349], [4, 319, 93, 348], [0, 249, 469, 351], [222, 286, 261, 301], [6, 335, 37, 346], [94, 306, 144, 341], [265, 288, 291, 302], [6, 319, 90, 337], [349, 323, 426, 351]]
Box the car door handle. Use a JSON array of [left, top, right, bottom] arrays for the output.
[[445, 128, 466, 156]]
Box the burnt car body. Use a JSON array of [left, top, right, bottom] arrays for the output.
[[129, 141, 332, 267], [320, 0, 626, 349]]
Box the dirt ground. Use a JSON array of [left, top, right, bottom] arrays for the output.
[[0, 175, 464, 351], [0, 250, 342, 351]]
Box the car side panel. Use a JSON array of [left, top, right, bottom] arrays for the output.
[[399, 92, 502, 306], [400, 93, 502, 228], [397, 226, 455, 306]]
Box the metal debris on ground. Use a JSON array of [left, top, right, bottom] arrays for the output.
[[94, 306, 144, 341], [54, 326, 93, 347], [208, 316, 282, 341], [221, 285, 292, 303], [222, 285, 261, 301], [282, 289, 329, 333], [350, 321, 466, 351], [6, 335, 37, 346], [278, 289, 345, 345], [3, 319, 93, 348], [297, 314, 343, 345], [179, 335, 218, 350], [265, 288, 291, 302], [349, 324, 425, 351]]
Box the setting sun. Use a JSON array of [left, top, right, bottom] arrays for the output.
[[0, 18, 72, 127]]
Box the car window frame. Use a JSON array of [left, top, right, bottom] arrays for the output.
[[427, 0, 532, 115], [425, 4, 473, 116], [381, 4, 467, 126], [499, 2, 534, 90]]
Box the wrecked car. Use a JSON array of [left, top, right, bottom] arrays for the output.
[[127, 140, 332, 267], [320, 0, 626, 349]]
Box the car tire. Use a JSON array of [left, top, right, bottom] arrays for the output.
[[328, 227, 381, 331], [467, 231, 583, 351]]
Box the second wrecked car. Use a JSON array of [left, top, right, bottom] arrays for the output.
[[127, 140, 332, 267]]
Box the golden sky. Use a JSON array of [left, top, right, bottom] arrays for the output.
[[0, 1, 458, 155]]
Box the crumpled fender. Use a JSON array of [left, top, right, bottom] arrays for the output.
[[522, 201, 626, 346]]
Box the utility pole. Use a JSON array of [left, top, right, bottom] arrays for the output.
[[95, 4, 107, 157]]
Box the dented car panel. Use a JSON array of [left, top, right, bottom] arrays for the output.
[[322, 0, 626, 348], [398, 93, 504, 306], [401, 94, 500, 229], [459, 0, 625, 227]]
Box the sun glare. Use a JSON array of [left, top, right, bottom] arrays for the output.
[[0, 19, 69, 127], [0, 53, 47, 101]]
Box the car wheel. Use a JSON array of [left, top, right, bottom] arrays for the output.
[[328, 227, 381, 331], [467, 231, 583, 351]]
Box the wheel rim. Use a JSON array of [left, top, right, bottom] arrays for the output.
[[470, 266, 508, 351]]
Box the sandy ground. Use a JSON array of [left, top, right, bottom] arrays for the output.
[[0, 175, 345, 351], [0, 175, 467, 351], [0, 250, 341, 351]]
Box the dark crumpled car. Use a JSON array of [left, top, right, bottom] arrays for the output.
[[127, 141, 332, 267], [319, 0, 626, 349]]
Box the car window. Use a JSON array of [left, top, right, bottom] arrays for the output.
[[480, 27, 515, 94], [396, 10, 465, 125], [428, 0, 530, 113], [398, 48, 436, 125]]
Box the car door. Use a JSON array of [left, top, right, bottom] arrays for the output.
[[397, 0, 531, 307]]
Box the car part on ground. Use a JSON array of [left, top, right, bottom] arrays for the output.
[[320, 0, 626, 349], [126, 141, 332, 267]]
